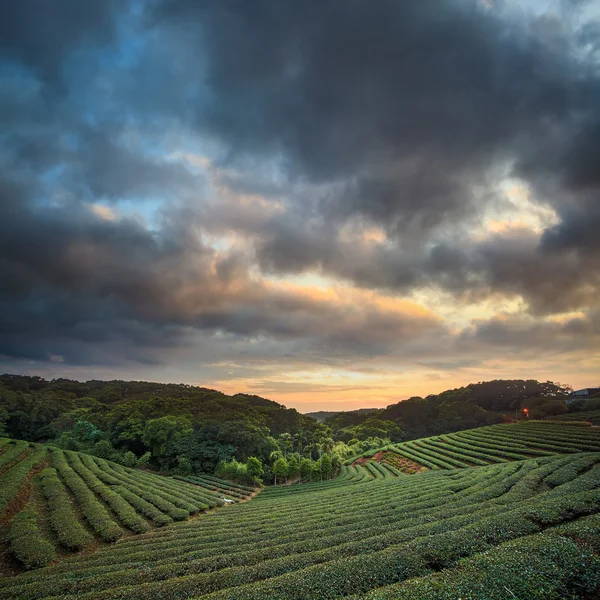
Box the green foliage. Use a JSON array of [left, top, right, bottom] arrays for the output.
[[0, 405, 8, 435], [142, 415, 193, 458], [286, 455, 299, 480], [299, 457, 314, 481], [92, 439, 115, 460], [1, 375, 575, 486], [272, 457, 288, 484], [0, 375, 321, 477], [176, 456, 193, 476], [319, 453, 333, 479], [246, 456, 264, 482], [122, 450, 138, 468], [72, 420, 103, 443], [137, 451, 151, 467]]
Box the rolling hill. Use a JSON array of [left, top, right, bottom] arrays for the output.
[[0, 420, 599, 598]]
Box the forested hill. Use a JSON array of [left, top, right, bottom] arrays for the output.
[[378, 379, 570, 437], [0, 375, 320, 475], [305, 408, 378, 423], [0, 375, 583, 484], [0, 374, 315, 435], [322, 379, 573, 442]]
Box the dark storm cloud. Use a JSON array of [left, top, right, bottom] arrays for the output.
[[151, 0, 600, 315], [0, 0, 119, 86], [1, 0, 600, 370], [458, 310, 600, 355], [155, 0, 586, 230], [0, 170, 442, 364]]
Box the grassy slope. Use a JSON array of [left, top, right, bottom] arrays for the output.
[[0, 422, 599, 598]]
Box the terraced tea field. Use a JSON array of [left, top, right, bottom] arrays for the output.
[[351, 420, 600, 471], [1, 421, 599, 599], [0, 439, 255, 572], [554, 410, 600, 424]]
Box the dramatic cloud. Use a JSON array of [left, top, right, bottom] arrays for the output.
[[1, 0, 599, 408]]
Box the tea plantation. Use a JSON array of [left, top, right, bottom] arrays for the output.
[[1, 421, 600, 599], [0, 439, 255, 572], [351, 420, 600, 470]]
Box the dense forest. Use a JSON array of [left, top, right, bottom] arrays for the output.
[[0, 375, 587, 485]]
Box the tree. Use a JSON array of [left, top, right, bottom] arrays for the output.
[[278, 433, 293, 458], [317, 436, 335, 470], [72, 420, 104, 443], [269, 450, 284, 464], [320, 453, 333, 480], [93, 439, 115, 460], [300, 457, 314, 482], [0, 406, 8, 436], [113, 411, 146, 452], [272, 457, 288, 485], [123, 451, 137, 468], [142, 416, 192, 459], [246, 456, 264, 482], [177, 456, 193, 476], [137, 452, 151, 468], [286, 455, 299, 481]]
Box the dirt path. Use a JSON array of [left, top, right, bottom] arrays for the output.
[[353, 451, 427, 474], [237, 488, 262, 503]]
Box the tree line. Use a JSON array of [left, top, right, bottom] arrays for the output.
[[0, 375, 576, 485]]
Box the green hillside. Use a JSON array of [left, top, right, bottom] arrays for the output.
[[0, 439, 256, 572], [1, 421, 599, 598]]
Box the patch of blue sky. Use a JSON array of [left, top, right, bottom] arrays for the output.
[[111, 197, 165, 229], [0, 59, 41, 96]]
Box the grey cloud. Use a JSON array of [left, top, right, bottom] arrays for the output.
[[2, 0, 600, 372], [155, 0, 586, 229], [0, 0, 120, 87], [152, 0, 600, 316], [458, 310, 600, 354]]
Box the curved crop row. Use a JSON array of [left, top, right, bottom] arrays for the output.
[[355, 523, 600, 599], [419, 438, 490, 466], [0, 446, 46, 512], [406, 441, 469, 469], [3, 452, 599, 599], [38, 468, 93, 551], [64, 451, 150, 534], [7, 510, 56, 570], [50, 450, 123, 542], [0, 440, 30, 470], [124, 467, 222, 506]]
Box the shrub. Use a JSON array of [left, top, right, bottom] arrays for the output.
[[137, 452, 151, 468], [122, 451, 138, 468]]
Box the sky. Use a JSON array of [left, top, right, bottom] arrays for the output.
[[1, 0, 600, 412]]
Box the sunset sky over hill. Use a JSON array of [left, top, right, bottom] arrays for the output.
[[1, 0, 599, 410]]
